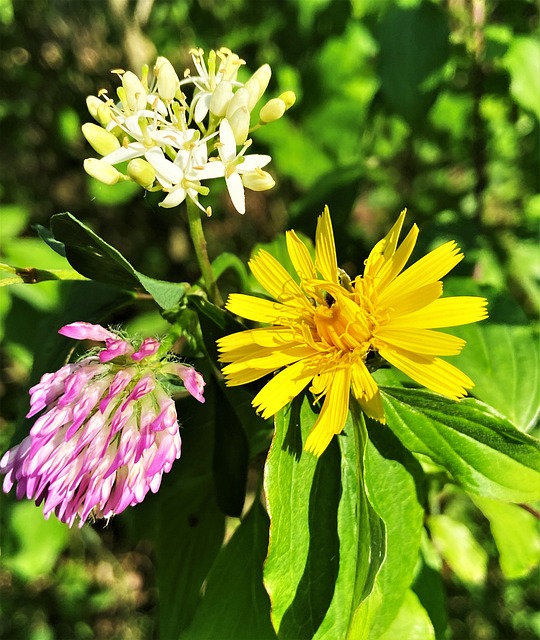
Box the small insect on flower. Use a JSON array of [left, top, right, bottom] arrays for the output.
[[217, 207, 488, 456], [0, 322, 205, 527]]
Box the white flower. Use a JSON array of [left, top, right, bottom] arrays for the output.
[[181, 48, 245, 123], [212, 119, 272, 215]]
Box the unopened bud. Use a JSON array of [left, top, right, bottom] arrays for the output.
[[121, 71, 147, 112], [226, 87, 250, 120], [154, 56, 179, 102], [86, 95, 102, 120], [278, 91, 296, 110], [82, 123, 120, 156], [84, 158, 124, 185], [127, 158, 156, 188], [228, 106, 250, 145], [209, 80, 233, 117], [245, 64, 272, 110], [96, 103, 112, 126], [259, 98, 286, 124], [241, 169, 275, 192]]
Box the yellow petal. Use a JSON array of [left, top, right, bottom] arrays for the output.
[[374, 223, 419, 291], [305, 366, 351, 456], [350, 360, 385, 422], [379, 241, 463, 305], [378, 346, 474, 399], [375, 327, 466, 356], [226, 293, 301, 324], [286, 230, 317, 283], [357, 390, 385, 423], [384, 282, 443, 318], [364, 209, 407, 279], [249, 250, 308, 307], [253, 358, 320, 418], [396, 296, 489, 329], [217, 327, 299, 358], [315, 206, 339, 284], [224, 344, 316, 375]]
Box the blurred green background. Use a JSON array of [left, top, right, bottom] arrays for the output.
[[0, 0, 538, 638]]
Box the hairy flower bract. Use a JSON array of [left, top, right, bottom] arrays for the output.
[[0, 322, 205, 526], [217, 207, 488, 456]]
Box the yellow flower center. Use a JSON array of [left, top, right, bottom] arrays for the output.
[[312, 295, 371, 355]]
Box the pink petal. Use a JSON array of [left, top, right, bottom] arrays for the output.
[[131, 338, 161, 361], [59, 322, 116, 342], [100, 338, 134, 363]]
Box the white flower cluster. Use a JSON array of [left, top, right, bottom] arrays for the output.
[[82, 47, 295, 215]]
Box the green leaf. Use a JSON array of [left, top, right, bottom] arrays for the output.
[[450, 322, 539, 433], [264, 396, 342, 639], [376, 3, 449, 124], [211, 252, 251, 293], [181, 501, 275, 640], [212, 384, 249, 517], [473, 497, 540, 579], [412, 542, 448, 639], [361, 424, 425, 639], [49, 212, 186, 309], [379, 590, 435, 640], [427, 514, 488, 585], [503, 36, 540, 120], [3, 501, 69, 580], [264, 397, 386, 639], [382, 388, 540, 502]]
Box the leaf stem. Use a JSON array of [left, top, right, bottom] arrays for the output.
[[184, 199, 223, 306]]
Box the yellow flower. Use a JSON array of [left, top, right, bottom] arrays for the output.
[[217, 207, 488, 456]]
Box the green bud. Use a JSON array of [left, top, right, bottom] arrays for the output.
[[84, 158, 124, 185], [127, 158, 156, 188], [82, 123, 120, 156], [259, 98, 286, 124]]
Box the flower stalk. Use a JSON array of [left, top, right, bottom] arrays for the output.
[[185, 197, 223, 306]]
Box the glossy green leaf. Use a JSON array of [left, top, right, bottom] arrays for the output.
[[48, 212, 186, 309], [428, 514, 488, 585], [450, 322, 539, 433], [182, 501, 275, 640], [361, 424, 425, 640], [264, 396, 386, 639], [503, 37, 540, 120], [474, 497, 540, 579], [379, 590, 435, 640], [382, 388, 540, 502]]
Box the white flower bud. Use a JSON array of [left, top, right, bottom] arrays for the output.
[[241, 169, 275, 192], [127, 158, 156, 188], [154, 56, 179, 102], [86, 95, 102, 120], [226, 87, 250, 120], [245, 64, 272, 110], [82, 123, 120, 156], [96, 103, 112, 126], [122, 71, 147, 111], [84, 158, 124, 185], [228, 106, 250, 145], [259, 98, 286, 124], [209, 80, 233, 117]]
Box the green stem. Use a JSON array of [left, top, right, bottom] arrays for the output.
[[185, 198, 223, 306]]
